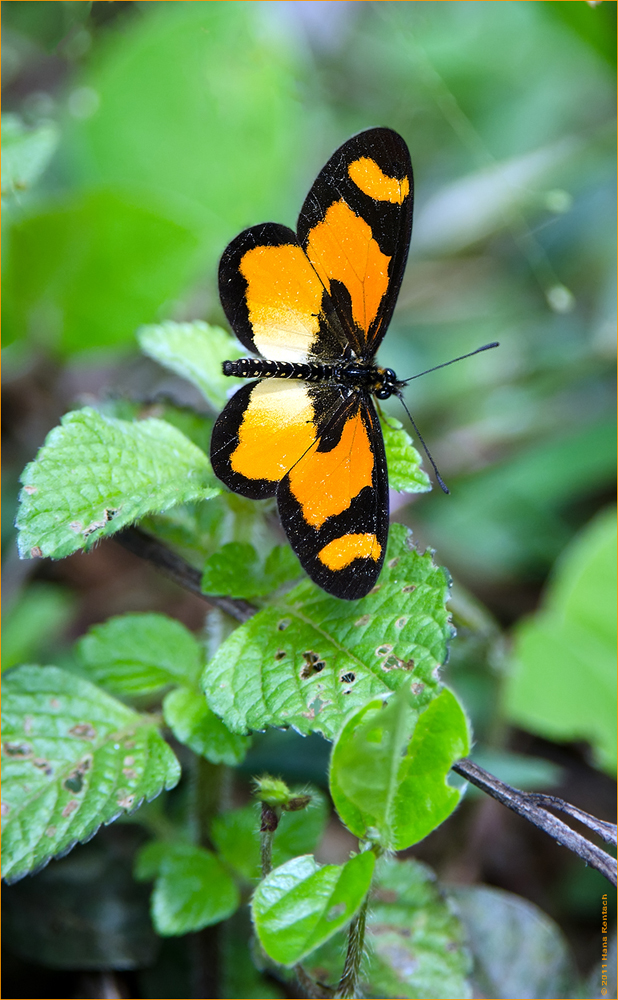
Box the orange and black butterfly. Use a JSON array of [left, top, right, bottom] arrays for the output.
[[210, 128, 414, 600]]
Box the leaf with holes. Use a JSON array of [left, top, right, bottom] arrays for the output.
[[77, 613, 204, 697], [138, 321, 245, 411], [1, 666, 180, 882], [381, 416, 431, 493], [252, 851, 375, 966], [329, 687, 470, 850], [16, 407, 219, 560], [202, 525, 452, 740]]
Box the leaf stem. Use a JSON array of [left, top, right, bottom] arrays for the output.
[[335, 894, 369, 999]]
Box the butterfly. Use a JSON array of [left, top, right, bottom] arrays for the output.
[[210, 128, 414, 600]]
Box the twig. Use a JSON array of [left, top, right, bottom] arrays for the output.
[[525, 792, 617, 847], [453, 758, 617, 887], [115, 526, 256, 623]]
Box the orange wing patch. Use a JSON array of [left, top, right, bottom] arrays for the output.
[[348, 156, 410, 204], [305, 200, 390, 335], [239, 243, 325, 362], [318, 533, 382, 570], [288, 409, 374, 528], [230, 381, 316, 483]]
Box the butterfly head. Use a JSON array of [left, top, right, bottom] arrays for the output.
[[373, 366, 404, 400]]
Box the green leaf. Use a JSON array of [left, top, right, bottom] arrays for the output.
[[2, 584, 74, 673], [1, 114, 59, 199], [504, 508, 617, 772], [202, 525, 452, 740], [136, 841, 240, 936], [381, 416, 431, 493], [304, 857, 473, 999], [77, 613, 203, 697], [201, 542, 301, 599], [450, 885, 574, 999], [138, 321, 245, 411], [2, 190, 199, 352], [16, 407, 219, 560], [252, 851, 375, 966], [163, 686, 250, 766], [211, 790, 329, 883], [1, 665, 180, 882], [330, 688, 470, 850]]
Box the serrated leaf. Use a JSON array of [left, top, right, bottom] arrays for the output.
[[1, 665, 180, 882], [1, 114, 59, 198], [210, 790, 329, 883], [505, 508, 617, 773], [202, 525, 452, 740], [16, 407, 220, 560], [163, 686, 250, 766], [330, 688, 470, 850], [381, 416, 432, 493], [77, 613, 203, 696], [136, 841, 239, 935], [138, 321, 245, 411], [304, 857, 473, 999], [252, 851, 375, 966], [449, 885, 573, 1000], [201, 542, 301, 599]]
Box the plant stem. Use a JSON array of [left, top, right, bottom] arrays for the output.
[[260, 802, 279, 878], [335, 895, 369, 999]]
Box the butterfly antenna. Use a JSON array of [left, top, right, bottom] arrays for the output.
[[402, 341, 499, 384], [396, 393, 450, 494]]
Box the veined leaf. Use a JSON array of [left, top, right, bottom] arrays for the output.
[[381, 416, 431, 493], [252, 851, 375, 966], [202, 525, 452, 740], [163, 686, 250, 766], [16, 407, 219, 560], [201, 541, 301, 599], [77, 613, 204, 696], [138, 321, 245, 411], [1, 666, 180, 882]]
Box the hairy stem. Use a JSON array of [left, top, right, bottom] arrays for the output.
[[336, 895, 369, 999]]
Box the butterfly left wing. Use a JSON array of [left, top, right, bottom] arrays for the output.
[[297, 127, 413, 359], [277, 390, 388, 600]]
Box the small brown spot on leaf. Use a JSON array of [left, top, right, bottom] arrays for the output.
[[122, 768, 138, 781], [117, 794, 135, 809], [1, 802, 10, 817], [69, 521, 84, 533], [69, 723, 97, 740], [327, 902, 346, 921], [31, 546, 43, 558], [123, 756, 135, 767], [23, 485, 37, 494], [277, 619, 290, 631], [62, 800, 79, 818], [395, 617, 407, 629], [24, 716, 33, 734], [274, 649, 287, 661], [3, 742, 32, 758], [411, 681, 425, 695], [354, 615, 371, 627], [388, 557, 400, 568], [124, 740, 136, 750], [402, 584, 416, 593], [49, 699, 60, 710], [33, 758, 54, 777], [45, 825, 56, 837]]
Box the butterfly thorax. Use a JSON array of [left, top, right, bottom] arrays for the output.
[[222, 358, 402, 399]]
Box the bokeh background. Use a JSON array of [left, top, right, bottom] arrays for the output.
[[2, 2, 616, 998]]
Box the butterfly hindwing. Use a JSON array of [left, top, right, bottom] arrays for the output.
[[277, 392, 388, 600], [297, 127, 413, 357]]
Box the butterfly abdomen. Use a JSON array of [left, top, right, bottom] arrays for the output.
[[222, 358, 400, 398]]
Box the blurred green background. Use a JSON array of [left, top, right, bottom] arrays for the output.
[[2, 2, 616, 998]]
